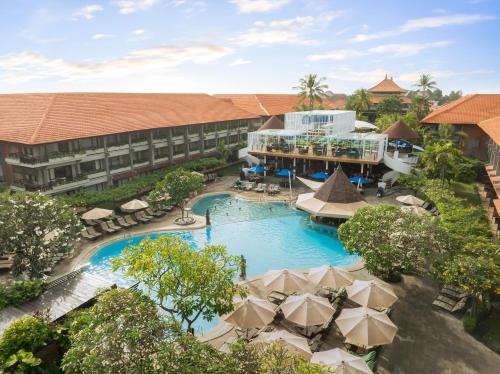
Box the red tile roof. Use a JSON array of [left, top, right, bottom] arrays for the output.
[[384, 119, 419, 140], [258, 116, 284, 131], [213, 94, 338, 116], [478, 115, 500, 145], [0, 93, 258, 145], [367, 77, 408, 94], [421, 94, 500, 125]]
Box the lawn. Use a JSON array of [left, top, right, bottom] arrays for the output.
[[450, 181, 482, 206], [219, 162, 243, 177]]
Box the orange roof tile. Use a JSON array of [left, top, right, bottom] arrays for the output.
[[421, 94, 500, 125], [0, 93, 258, 145], [367, 76, 408, 94], [213, 94, 338, 116], [479, 115, 500, 145]]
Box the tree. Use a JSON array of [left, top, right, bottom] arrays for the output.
[[112, 236, 245, 332], [0, 193, 82, 278], [420, 142, 463, 184], [62, 289, 172, 373], [414, 73, 437, 96], [338, 205, 449, 281], [375, 112, 420, 134], [376, 95, 403, 116], [442, 90, 463, 104], [409, 95, 431, 120], [293, 74, 328, 110], [423, 123, 468, 148], [149, 168, 203, 219], [345, 88, 372, 113], [216, 139, 231, 161]]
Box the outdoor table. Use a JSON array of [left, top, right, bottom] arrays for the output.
[[267, 290, 288, 305]]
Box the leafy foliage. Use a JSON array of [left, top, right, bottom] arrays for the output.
[[0, 193, 82, 278], [0, 279, 46, 310], [112, 236, 245, 331], [216, 140, 231, 161], [345, 88, 371, 113], [3, 349, 42, 373], [423, 123, 468, 148], [413, 73, 437, 96], [409, 95, 431, 120], [419, 142, 463, 184], [376, 95, 403, 115], [338, 204, 449, 280], [293, 74, 328, 110], [375, 111, 419, 133]]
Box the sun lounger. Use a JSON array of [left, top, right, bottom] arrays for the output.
[[267, 290, 288, 305], [308, 334, 324, 352], [81, 227, 101, 240], [141, 210, 154, 219], [441, 286, 468, 300], [254, 183, 265, 193], [134, 211, 151, 223], [162, 205, 174, 212], [146, 207, 165, 217], [116, 217, 132, 228], [0, 257, 13, 270], [99, 222, 116, 233], [432, 296, 468, 313], [124, 215, 139, 226], [106, 220, 123, 231]]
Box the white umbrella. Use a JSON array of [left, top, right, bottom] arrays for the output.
[[354, 120, 377, 131], [81, 208, 113, 220], [335, 307, 397, 348], [280, 293, 335, 327], [261, 269, 309, 294], [311, 348, 373, 374], [308, 265, 354, 289], [395, 195, 425, 206], [346, 280, 398, 309], [400, 205, 429, 215], [120, 199, 149, 212], [253, 330, 312, 358], [224, 296, 276, 328]]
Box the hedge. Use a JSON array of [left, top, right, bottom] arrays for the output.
[[62, 157, 227, 208], [0, 279, 47, 310]]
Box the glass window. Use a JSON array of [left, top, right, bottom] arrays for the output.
[[189, 141, 201, 152], [154, 146, 169, 159], [133, 150, 150, 163], [217, 123, 228, 132], [204, 139, 217, 150], [153, 128, 169, 140], [229, 134, 238, 145], [189, 125, 200, 135], [172, 127, 186, 138], [131, 132, 148, 143], [173, 144, 185, 156], [108, 155, 130, 170], [204, 123, 216, 133]]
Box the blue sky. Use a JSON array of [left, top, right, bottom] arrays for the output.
[[0, 0, 499, 94]]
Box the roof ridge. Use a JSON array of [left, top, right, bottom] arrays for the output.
[[255, 94, 269, 116], [422, 94, 477, 122], [30, 93, 57, 144]]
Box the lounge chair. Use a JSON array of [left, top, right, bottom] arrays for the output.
[[87, 226, 102, 238], [267, 290, 288, 305], [134, 211, 151, 223], [254, 183, 264, 193], [432, 296, 468, 313], [106, 220, 123, 231], [81, 227, 101, 240], [141, 210, 154, 219], [146, 207, 165, 217], [124, 215, 139, 226], [0, 255, 13, 270], [99, 222, 116, 233], [162, 205, 174, 212], [441, 285, 468, 300], [117, 217, 132, 228]]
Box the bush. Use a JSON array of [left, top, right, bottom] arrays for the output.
[[463, 313, 477, 333], [0, 279, 47, 310], [454, 157, 484, 183], [0, 316, 51, 362]]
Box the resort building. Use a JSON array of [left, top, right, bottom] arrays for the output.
[[421, 94, 500, 160], [246, 110, 417, 176], [0, 93, 260, 194], [367, 76, 411, 112]]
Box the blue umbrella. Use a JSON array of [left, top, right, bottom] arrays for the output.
[[309, 171, 329, 180], [350, 176, 369, 184], [275, 169, 294, 177], [248, 166, 266, 173]]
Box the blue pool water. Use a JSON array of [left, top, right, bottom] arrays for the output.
[[86, 194, 358, 334]]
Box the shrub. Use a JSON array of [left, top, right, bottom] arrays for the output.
[[454, 157, 484, 183], [0, 279, 47, 310], [463, 313, 477, 333], [0, 316, 51, 362]]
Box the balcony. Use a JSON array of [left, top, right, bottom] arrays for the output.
[[12, 175, 88, 193], [5, 148, 104, 167]]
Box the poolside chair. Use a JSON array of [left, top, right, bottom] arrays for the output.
[[432, 296, 468, 313], [106, 220, 123, 232], [0, 255, 13, 270], [87, 226, 102, 238], [124, 215, 139, 226], [146, 207, 165, 218], [141, 210, 154, 219], [116, 217, 132, 228], [134, 211, 151, 223], [441, 285, 468, 300], [99, 222, 116, 233], [81, 227, 100, 240]]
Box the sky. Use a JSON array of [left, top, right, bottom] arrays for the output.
[[0, 0, 499, 95]]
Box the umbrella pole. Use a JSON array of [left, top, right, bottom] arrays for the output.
[[288, 172, 292, 202]]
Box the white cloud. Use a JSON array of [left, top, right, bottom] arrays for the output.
[[229, 58, 252, 66], [235, 12, 342, 46], [132, 29, 145, 35], [307, 49, 367, 61], [73, 4, 103, 20], [171, 0, 207, 14], [230, 0, 290, 13], [92, 33, 115, 40], [352, 14, 496, 42], [113, 0, 160, 14], [0, 45, 231, 84]]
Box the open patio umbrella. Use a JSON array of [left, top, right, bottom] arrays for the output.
[[350, 176, 369, 185], [224, 296, 276, 328], [309, 171, 329, 180], [335, 307, 397, 348], [81, 208, 113, 220], [346, 280, 398, 309], [395, 195, 425, 206], [120, 199, 149, 212], [248, 166, 266, 173], [275, 169, 294, 177], [280, 293, 335, 327], [261, 269, 308, 294], [308, 265, 354, 289], [311, 348, 373, 374], [354, 120, 377, 131], [253, 330, 312, 358]]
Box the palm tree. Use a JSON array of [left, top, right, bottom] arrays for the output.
[[424, 123, 468, 147], [347, 88, 372, 113], [414, 74, 437, 96], [293, 74, 328, 110]]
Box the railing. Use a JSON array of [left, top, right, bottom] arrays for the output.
[[13, 175, 88, 192]]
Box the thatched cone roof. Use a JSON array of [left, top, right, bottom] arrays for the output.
[[258, 116, 284, 131], [383, 120, 419, 140], [314, 167, 366, 204]]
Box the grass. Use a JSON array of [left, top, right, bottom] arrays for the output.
[[474, 306, 500, 353], [450, 181, 481, 206], [219, 162, 242, 177]]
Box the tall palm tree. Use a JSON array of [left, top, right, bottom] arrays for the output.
[[349, 88, 372, 113], [414, 74, 437, 96], [424, 123, 468, 147], [293, 74, 328, 110]]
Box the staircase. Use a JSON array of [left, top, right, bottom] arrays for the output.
[[238, 147, 260, 165], [382, 152, 416, 175]]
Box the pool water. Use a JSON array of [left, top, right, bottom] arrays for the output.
[[86, 194, 358, 334]]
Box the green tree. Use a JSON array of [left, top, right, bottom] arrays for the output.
[[375, 111, 420, 133], [112, 236, 245, 332], [338, 205, 449, 281], [414, 73, 437, 96], [216, 140, 231, 161], [441, 90, 462, 105], [149, 168, 204, 219], [376, 95, 403, 116], [0, 193, 82, 278], [293, 74, 328, 110], [62, 289, 172, 374], [345, 88, 372, 113], [420, 142, 463, 184], [409, 95, 431, 120], [423, 123, 468, 148]]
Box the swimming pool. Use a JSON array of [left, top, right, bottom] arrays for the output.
[[86, 193, 358, 333]]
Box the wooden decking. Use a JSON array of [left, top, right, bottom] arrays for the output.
[[248, 150, 381, 165]]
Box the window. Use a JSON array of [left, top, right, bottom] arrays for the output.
[[229, 135, 239, 145], [217, 123, 228, 133], [80, 160, 102, 174], [204, 139, 217, 150], [133, 150, 150, 163], [172, 127, 186, 138], [204, 123, 216, 133], [189, 141, 201, 153], [173, 144, 185, 156], [154, 146, 169, 159], [107, 134, 128, 147], [109, 155, 130, 170], [240, 133, 248, 141], [468, 139, 480, 149], [188, 125, 200, 135], [153, 128, 169, 140], [131, 132, 148, 143]]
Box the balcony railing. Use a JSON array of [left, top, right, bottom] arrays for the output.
[[13, 175, 88, 192]]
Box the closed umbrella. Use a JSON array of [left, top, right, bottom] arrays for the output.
[[335, 307, 397, 348], [350, 176, 369, 185], [308, 265, 354, 289], [280, 293, 335, 327], [346, 280, 398, 309], [224, 296, 276, 328], [395, 195, 425, 206], [81, 208, 113, 220], [253, 330, 312, 358], [311, 348, 373, 374], [120, 199, 149, 212], [309, 171, 329, 180], [261, 269, 308, 294]]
